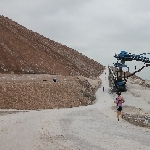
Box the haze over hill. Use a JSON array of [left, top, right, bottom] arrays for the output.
[[0, 15, 104, 77]]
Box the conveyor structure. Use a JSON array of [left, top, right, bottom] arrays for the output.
[[108, 51, 150, 92]]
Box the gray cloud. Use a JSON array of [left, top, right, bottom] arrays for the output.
[[0, 0, 150, 79]]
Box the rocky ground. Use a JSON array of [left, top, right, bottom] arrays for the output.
[[1, 72, 150, 130], [0, 110, 27, 116], [122, 110, 150, 129], [0, 74, 101, 110]]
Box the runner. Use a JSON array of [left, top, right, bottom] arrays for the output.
[[114, 92, 125, 121]]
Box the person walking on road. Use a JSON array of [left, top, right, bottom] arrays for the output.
[[114, 92, 125, 121], [103, 86, 104, 92]]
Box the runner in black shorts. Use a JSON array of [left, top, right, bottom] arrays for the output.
[[114, 92, 125, 121], [117, 106, 122, 112]]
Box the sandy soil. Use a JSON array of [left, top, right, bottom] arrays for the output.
[[0, 69, 150, 150]]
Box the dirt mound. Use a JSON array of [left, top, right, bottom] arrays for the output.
[[122, 106, 150, 129], [0, 15, 104, 77], [0, 15, 105, 110], [0, 74, 101, 110]]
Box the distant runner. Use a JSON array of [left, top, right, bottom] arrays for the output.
[[114, 92, 125, 121]]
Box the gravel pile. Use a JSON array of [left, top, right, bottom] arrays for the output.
[[0, 74, 101, 110], [122, 112, 150, 129]]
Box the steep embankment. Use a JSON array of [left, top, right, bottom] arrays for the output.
[[0, 15, 104, 77]]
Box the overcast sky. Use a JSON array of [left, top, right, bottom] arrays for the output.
[[1, 0, 150, 79]]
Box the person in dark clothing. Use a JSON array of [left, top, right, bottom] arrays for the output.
[[103, 86, 104, 92], [53, 77, 57, 82]]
